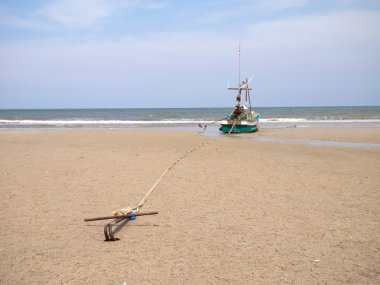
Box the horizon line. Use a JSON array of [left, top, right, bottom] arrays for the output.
[[0, 105, 380, 110]]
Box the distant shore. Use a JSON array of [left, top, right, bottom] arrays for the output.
[[0, 127, 379, 284]]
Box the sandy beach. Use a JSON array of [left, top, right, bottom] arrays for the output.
[[0, 127, 379, 284]]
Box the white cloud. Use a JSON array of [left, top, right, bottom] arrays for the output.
[[246, 10, 380, 72], [253, 0, 310, 12], [0, 0, 167, 31], [0, 9, 51, 30], [37, 0, 130, 29], [193, 0, 310, 24], [0, 8, 379, 107]]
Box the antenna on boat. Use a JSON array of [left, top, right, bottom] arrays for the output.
[[238, 42, 241, 87], [240, 74, 255, 89]]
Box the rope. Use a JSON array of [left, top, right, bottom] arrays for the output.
[[112, 139, 216, 216], [199, 116, 228, 133], [227, 119, 237, 136]]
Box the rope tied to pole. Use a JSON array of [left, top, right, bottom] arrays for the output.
[[227, 119, 237, 136], [112, 207, 133, 216], [198, 116, 228, 133]]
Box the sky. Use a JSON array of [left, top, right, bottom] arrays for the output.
[[0, 0, 379, 108]]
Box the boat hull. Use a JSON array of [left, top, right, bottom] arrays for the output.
[[219, 124, 258, 133], [219, 113, 260, 134]]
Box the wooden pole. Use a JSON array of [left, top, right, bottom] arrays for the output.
[[84, 211, 158, 222]]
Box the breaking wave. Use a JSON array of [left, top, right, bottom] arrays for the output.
[[1, 117, 380, 127]]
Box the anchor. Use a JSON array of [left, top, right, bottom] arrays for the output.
[[84, 211, 158, 241]]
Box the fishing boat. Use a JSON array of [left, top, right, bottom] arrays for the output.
[[219, 45, 260, 133]]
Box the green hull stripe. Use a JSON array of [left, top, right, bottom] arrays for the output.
[[219, 125, 258, 133]]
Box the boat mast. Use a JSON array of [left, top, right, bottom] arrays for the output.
[[238, 42, 249, 110], [228, 43, 254, 114], [238, 42, 241, 87], [247, 81, 252, 112]]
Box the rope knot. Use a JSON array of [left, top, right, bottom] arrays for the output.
[[112, 207, 132, 217]]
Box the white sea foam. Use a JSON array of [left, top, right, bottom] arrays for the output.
[[0, 119, 214, 125], [1, 118, 380, 126]]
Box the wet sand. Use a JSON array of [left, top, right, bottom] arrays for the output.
[[258, 126, 380, 144], [0, 128, 379, 284]]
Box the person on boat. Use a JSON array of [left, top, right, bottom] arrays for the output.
[[236, 93, 241, 102], [231, 104, 242, 119]]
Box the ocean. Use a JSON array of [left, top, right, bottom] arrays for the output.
[[0, 106, 379, 129]]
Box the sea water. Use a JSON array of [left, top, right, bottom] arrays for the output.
[[0, 106, 379, 128]]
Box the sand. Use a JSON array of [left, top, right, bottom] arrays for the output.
[[258, 126, 380, 144], [0, 127, 379, 284]]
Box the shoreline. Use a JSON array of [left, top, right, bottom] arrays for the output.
[[1, 120, 380, 129], [1, 125, 380, 147]]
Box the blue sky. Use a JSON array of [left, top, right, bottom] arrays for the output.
[[0, 0, 379, 108]]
